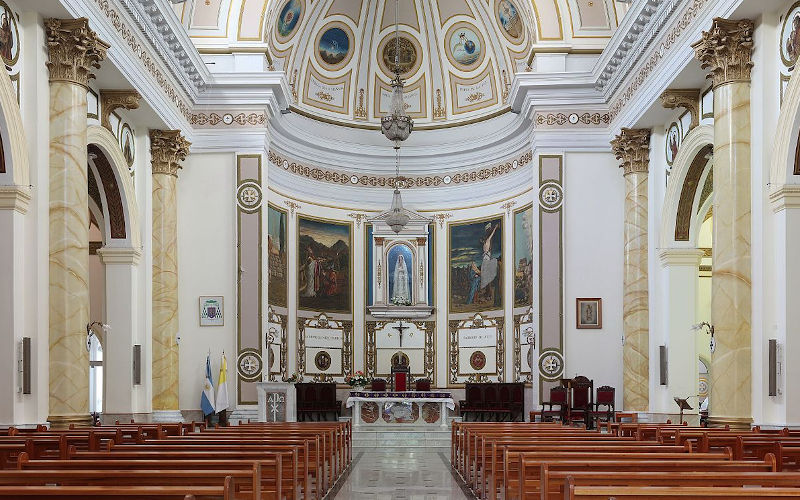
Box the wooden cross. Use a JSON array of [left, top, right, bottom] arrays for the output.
[[392, 321, 411, 347]]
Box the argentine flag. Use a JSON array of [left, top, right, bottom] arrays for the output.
[[215, 353, 229, 413], [201, 354, 215, 416]]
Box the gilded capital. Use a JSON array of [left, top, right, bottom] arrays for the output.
[[100, 90, 141, 131], [150, 130, 191, 177], [692, 18, 754, 88], [45, 18, 109, 87], [611, 128, 651, 176], [660, 89, 701, 130]]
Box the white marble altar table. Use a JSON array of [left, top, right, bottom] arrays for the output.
[[346, 391, 454, 428]]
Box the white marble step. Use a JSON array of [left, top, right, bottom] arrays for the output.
[[353, 425, 451, 448]]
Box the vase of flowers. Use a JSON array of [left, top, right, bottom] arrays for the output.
[[345, 371, 370, 390]]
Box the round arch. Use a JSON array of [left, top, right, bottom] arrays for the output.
[[659, 125, 714, 249], [87, 125, 141, 249], [0, 68, 29, 188], [771, 56, 800, 185]]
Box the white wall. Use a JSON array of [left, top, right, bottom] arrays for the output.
[[563, 151, 625, 409], [177, 152, 237, 410]]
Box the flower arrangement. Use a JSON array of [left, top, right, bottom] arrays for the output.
[[391, 296, 412, 306], [285, 373, 299, 383], [344, 371, 370, 387]]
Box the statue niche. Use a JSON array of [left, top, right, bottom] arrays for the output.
[[367, 208, 434, 319]]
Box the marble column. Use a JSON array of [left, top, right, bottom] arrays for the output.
[[692, 18, 754, 428], [45, 18, 109, 428], [150, 130, 190, 420], [611, 128, 651, 412]]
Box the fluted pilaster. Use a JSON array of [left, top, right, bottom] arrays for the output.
[[151, 130, 190, 412], [45, 18, 108, 428], [611, 128, 651, 412], [693, 18, 754, 429]]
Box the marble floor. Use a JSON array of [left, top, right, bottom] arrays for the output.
[[330, 449, 473, 499]]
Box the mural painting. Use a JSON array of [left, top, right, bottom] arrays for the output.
[[277, 0, 302, 39], [268, 205, 288, 308], [0, 1, 18, 69], [449, 217, 503, 313], [382, 36, 417, 76], [298, 217, 351, 313], [513, 205, 533, 307], [318, 26, 350, 66], [497, 0, 523, 39], [449, 26, 482, 68]]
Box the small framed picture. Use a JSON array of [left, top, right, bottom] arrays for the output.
[[576, 298, 602, 329], [199, 296, 224, 326]]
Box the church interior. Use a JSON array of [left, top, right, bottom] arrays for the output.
[[3, 0, 800, 497]]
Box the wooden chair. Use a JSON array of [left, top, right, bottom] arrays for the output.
[[591, 385, 615, 427], [541, 387, 568, 422], [460, 384, 484, 422], [568, 376, 594, 428]]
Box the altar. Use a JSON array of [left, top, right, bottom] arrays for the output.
[[346, 391, 454, 428]]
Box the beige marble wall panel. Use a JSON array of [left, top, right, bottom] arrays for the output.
[[48, 81, 90, 420], [710, 83, 752, 423], [152, 173, 179, 410], [623, 171, 649, 411]]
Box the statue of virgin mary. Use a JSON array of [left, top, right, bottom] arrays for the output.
[[391, 253, 411, 304]]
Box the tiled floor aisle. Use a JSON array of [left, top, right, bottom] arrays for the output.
[[331, 449, 472, 499]]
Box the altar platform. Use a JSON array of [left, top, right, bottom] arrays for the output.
[[346, 390, 455, 428]]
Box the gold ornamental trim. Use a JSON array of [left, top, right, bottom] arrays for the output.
[[611, 128, 651, 176], [45, 18, 109, 87], [692, 18, 755, 88], [150, 130, 191, 177]]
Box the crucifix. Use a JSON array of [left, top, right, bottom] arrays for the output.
[[392, 321, 411, 347]]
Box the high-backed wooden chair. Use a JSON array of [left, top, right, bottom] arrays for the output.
[[568, 375, 594, 428], [541, 386, 568, 422], [592, 385, 616, 426]]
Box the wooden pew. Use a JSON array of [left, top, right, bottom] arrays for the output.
[[564, 481, 800, 499], [0, 479, 233, 499]]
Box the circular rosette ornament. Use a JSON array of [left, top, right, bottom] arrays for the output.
[[237, 349, 263, 382], [470, 350, 487, 370]]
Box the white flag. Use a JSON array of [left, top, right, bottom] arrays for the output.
[[215, 353, 229, 413]]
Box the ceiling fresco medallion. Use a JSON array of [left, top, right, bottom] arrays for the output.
[[317, 23, 353, 70], [276, 0, 303, 40], [447, 24, 484, 70], [470, 350, 487, 370], [665, 121, 680, 167], [314, 350, 332, 371], [497, 0, 524, 42], [380, 34, 420, 77]]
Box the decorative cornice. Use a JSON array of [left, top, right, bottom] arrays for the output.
[[346, 212, 370, 228], [660, 89, 701, 130], [0, 185, 32, 214], [534, 111, 611, 129], [268, 150, 532, 189], [658, 248, 705, 267], [611, 128, 651, 176], [150, 130, 190, 177], [100, 89, 141, 131], [769, 184, 800, 213], [97, 246, 142, 265], [692, 18, 755, 88], [433, 213, 452, 227], [608, 0, 714, 121], [44, 18, 109, 87]]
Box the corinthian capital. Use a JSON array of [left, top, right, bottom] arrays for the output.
[[692, 18, 754, 88], [45, 18, 109, 87], [150, 130, 191, 177], [611, 128, 651, 176]]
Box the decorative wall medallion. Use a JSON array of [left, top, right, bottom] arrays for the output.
[[0, 1, 20, 68], [350, 175, 358, 184], [314, 350, 332, 371], [782, 2, 800, 69], [568, 113, 579, 124], [222, 113, 234, 125], [237, 180, 263, 213], [446, 24, 484, 69], [276, 0, 303, 40], [497, 0, 524, 41], [421, 402, 441, 423], [665, 122, 680, 166], [282, 159, 289, 169], [361, 401, 379, 423], [237, 349, 263, 382], [380, 34, 420, 77], [538, 349, 564, 380], [317, 23, 352, 69], [470, 350, 487, 370], [119, 123, 135, 170], [443, 175, 452, 184], [538, 182, 563, 210], [698, 376, 709, 398]]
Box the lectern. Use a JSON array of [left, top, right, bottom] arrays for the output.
[[673, 397, 693, 425]]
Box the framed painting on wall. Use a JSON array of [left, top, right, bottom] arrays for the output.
[[199, 296, 224, 326], [576, 298, 602, 329], [267, 204, 288, 308], [449, 217, 503, 314], [298, 216, 351, 314]]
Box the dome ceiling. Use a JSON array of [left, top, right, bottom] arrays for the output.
[[175, 0, 622, 129]]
